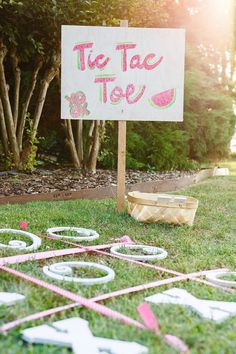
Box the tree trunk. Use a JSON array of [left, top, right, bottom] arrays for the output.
[[32, 53, 60, 136], [0, 97, 9, 156], [58, 68, 82, 168], [0, 40, 20, 167], [63, 120, 81, 168], [87, 120, 105, 172], [21, 52, 60, 166], [17, 58, 42, 150], [87, 120, 95, 159], [10, 47, 21, 130], [221, 51, 227, 85], [63, 117, 105, 171], [76, 120, 83, 163]]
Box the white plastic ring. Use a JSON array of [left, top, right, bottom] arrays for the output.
[[47, 227, 99, 242], [43, 261, 115, 285], [110, 244, 168, 261], [206, 271, 236, 288], [0, 229, 41, 251]]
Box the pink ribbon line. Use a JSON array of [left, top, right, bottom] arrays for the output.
[[0, 302, 78, 332], [0, 236, 232, 333], [0, 266, 228, 333], [43, 235, 234, 292], [2, 233, 228, 293], [91, 268, 230, 302], [0, 242, 120, 266], [42, 235, 181, 276], [0, 265, 146, 331]]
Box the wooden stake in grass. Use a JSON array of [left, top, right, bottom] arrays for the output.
[[117, 20, 128, 212]]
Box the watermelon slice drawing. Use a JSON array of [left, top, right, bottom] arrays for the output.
[[150, 88, 176, 109]]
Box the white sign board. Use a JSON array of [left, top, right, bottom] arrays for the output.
[[61, 26, 185, 121]]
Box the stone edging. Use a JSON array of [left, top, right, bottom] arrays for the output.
[[0, 169, 214, 205]]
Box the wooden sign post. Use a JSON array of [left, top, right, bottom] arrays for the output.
[[117, 119, 127, 212], [117, 20, 128, 212]]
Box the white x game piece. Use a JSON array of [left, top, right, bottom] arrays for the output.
[[0, 292, 25, 306], [145, 288, 236, 322], [22, 317, 148, 354], [53, 317, 99, 354]]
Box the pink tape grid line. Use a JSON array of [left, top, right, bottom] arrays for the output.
[[0, 264, 228, 333], [0, 237, 232, 333], [43, 235, 234, 292], [0, 242, 121, 266], [0, 235, 231, 292], [0, 265, 146, 331]]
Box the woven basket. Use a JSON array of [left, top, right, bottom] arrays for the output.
[[127, 191, 199, 226]]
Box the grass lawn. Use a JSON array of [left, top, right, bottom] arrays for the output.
[[0, 166, 236, 353]]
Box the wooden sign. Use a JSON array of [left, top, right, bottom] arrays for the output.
[[61, 24, 185, 211], [61, 26, 185, 122]]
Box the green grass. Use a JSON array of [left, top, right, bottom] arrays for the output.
[[113, 245, 158, 256], [0, 170, 236, 353], [220, 274, 236, 282]]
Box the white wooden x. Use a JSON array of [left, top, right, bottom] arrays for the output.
[[22, 317, 148, 354], [0, 292, 25, 306], [145, 288, 236, 322]]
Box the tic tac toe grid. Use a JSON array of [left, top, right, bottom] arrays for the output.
[[0, 236, 232, 333]]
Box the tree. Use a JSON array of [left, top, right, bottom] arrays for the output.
[[98, 1, 236, 171], [183, 48, 235, 162], [0, 1, 62, 169], [0, 0, 171, 171], [60, 0, 171, 171], [2, 0, 233, 172], [166, 0, 236, 162], [0, 0, 110, 171], [165, 0, 235, 85]]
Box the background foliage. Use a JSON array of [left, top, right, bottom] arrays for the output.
[[0, 0, 235, 171]]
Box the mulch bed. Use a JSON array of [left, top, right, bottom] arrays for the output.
[[0, 168, 196, 197]]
